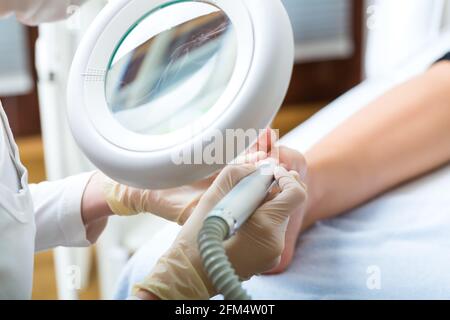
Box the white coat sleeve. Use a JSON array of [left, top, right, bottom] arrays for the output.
[[30, 172, 95, 252], [0, 0, 87, 25]]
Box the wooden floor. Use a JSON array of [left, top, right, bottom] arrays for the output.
[[273, 103, 324, 137], [17, 103, 324, 300]]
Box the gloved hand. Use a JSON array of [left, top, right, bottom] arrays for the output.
[[133, 162, 307, 300], [265, 146, 309, 275], [102, 152, 267, 224], [102, 173, 217, 225]]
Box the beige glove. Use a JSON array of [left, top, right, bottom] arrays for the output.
[[102, 129, 275, 224], [102, 173, 217, 225], [133, 163, 307, 300], [102, 152, 267, 224]]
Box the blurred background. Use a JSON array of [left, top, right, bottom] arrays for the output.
[[1, 0, 449, 299]]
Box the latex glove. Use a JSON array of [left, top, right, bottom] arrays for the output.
[[102, 152, 267, 224], [133, 163, 307, 300], [265, 146, 309, 274], [102, 173, 218, 225]]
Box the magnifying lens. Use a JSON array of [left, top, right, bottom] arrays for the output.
[[67, 0, 294, 300]]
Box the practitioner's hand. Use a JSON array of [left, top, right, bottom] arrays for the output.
[[101, 172, 219, 225], [101, 131, 272, 225], [265, 146, 309, 274], [133, 163, 307, 300]]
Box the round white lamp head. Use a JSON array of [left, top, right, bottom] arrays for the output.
[[67, 0, 294, 189]]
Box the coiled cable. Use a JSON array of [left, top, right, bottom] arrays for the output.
[[198, 216, 251, 300]]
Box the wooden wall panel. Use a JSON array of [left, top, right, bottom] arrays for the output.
[[1, 27, 41, 137], [284, 0, 364, 104]]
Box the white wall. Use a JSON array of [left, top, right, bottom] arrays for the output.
[[364, 0, 447, 78], [282, 0, 353, 62]]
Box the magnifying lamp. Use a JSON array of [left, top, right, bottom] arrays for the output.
[[68, 0, 293, 189], [67, 0, 294, 300]]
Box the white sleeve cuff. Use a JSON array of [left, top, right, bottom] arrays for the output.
[[57, 172, 95, 247], [32, 172, 99, 251]]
